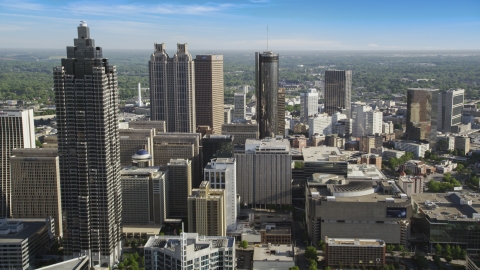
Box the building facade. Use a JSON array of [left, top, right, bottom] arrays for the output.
[[149, 43, 196, 133], [53, 22, 122, 265], [438, 89, 464, 132], [353, 105, 383, 138], [221, 123, 259, 146], [301, 88, 319, 122], [325, 237, 386, 267], [202, 135, 234, 169], [10, 148, 62, 236], [188, 181, 226, 236], [166, 159, 192, 218], [119, 129, 154, 166], [308, 113, 333, 137], [233, 92, 246, 120], [406, 88, 439, 145], [0, 109, 35, 217], [195, 55, 224, 134], [324, 70, 352, 117]]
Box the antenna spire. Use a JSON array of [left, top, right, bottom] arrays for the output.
[[267, 25, 269, 51]]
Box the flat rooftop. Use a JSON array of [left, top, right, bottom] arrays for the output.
[[146, 233, 234, 249], [0, 220, 46, 243], [326, 237, 385, 247], [121, 166, 163, 175], [347, 164, 387, 180], [413, 192, 480, 221], [253, 244, 294, 262], [122, 225, 163, 235], [308, 182, 409, 203], [303, 146, 344, 162]]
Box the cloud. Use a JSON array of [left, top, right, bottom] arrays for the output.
[[367, 43, 379, 47], [0, 1, 44, 11]]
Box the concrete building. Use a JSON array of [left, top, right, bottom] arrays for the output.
[[0, 218, 55, 270], [252, 244, 295, 270], [398, 174, 424, 196], [360, 154, 382, 170], [195, 55, 224, 134], [224, 106, 233, 124], [303, 146, 348, 180], [10, 148, 62, 236], [325, 134, 345, 149], [256, 51, 284, 138], [308, 113, 332, 137], [406, 88, 439, 145], [144, 233, 235, 270], [202, 135, 234, 169], [234, 92, 246, 120], [438, 89, 464, 132], [188, 181, 226, 236], [54, 22, 122, 265], [359, 135, 384, 153], [394, 141, 430, 158], [436, 134, 456, 151], [300, 88, 319, 122], [119, 128, 154, 166], [221, 123, 259, 146], [382, 149, 405, 160], [455, 135, 471, 154], [167, 159, 192, 218], [353, 105, 383, 138], [325, 237, 386, 267], [128, 120, 166, 133], [149, 43, 196, 133], [0, 109, 35, 217], [324, 70, 352, 117], [260, 226, 291, 245], [121, 150, 166, 225], [382, 121, 394, 134], [235, 138, 292, 206], [152, 133, 201, 187], [204, 158, 237, 232]]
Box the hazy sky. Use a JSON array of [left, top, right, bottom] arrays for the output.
[[0, 0, 479, 51]]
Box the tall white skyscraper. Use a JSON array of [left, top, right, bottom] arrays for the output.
[[233, 92, 246, 120], [0, 109, 35, 217], [54, 22, 122, 266], [203, 158, 237, 232], [149, 43, 196, 133], [438, 89, 464, 132], [352, 105, 383, 137], [308, 113, 333, 137], [300, 88, 319, 122]]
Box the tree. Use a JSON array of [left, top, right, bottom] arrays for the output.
[[386, 244, 394, 255], [444, 244, 452, 257], [130, 240, 137, 249], [324, 267, 332, 270], [318, 240, 326, 252], [456, 163, 465, 172], [405, 169, 413, 175], [117, 262, 125, 270], [304, 246, 318, 261], [289, 267, 300, 270], [424, 150, 432, 159], [239, 240, 248, 249], [445, 255, 453, 263], [308, 259, 317, 270], [435, 243, 442, 255]]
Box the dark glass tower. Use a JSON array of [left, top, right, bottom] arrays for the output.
[[324, 70, 352, 117], [53, 22, 122, 266], [406, 88, 439, 146], [255, 51, 284, 138]]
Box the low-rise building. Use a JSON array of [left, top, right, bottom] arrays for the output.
[[253, 244, 295, 270], [325, 237, 386, 267], [394, 141, 430, 158], [455, 135, 471, 154], [260, 226, 291, 245], [360, 154, 382, 170], [397, 173, 424, 196]]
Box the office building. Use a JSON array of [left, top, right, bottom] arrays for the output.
[[301, 88, 319, 122], [195, 55, 224, 134], [394, 141, 430, 159], [324, 70, 352, 117], [188, 181, 226, 236], [0, 218, 55, 270], [152, 133, 201, 187], [234, 92, 246, 120], [302, 146, 348, 180], [359, 135, 384, 153], [202, 135, 234, 169], [382, 121, 394, 134], [149, 43, 196, 133], [144, 233, 235, 270], [224, 106, 233, 124], [235, 138, 292, 206], [398, 174, 424, 196], [166, 159, 192, 218], [10, 148, 62, 236], [253, 244, 295, 270], [360, 153, 382, 170], [455, 135, 471, 154], [53, 22, 122, 265], [222, 123, 259, 145], [308, 113, 332, 137], [438, 89, 464, 132], [353, 105, 383, 138], [255, 51, 284, 138], [0, 109, 35, 217], [204, 158, 237, 231], [325, 237, 386, 267], [128, 120, 166, 133], [121, 150, 166, 225], [119, 128, 154, 166], [406, 88, 439, 145]]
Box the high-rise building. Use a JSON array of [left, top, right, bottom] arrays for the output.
[[119, 129, 154, 166], [0, 109, 35, 217], [201, 135, 234, 169], [10, 148, 62, 236], [204, 158, 237, 232], [255, 51, 284, 138], [166, 159, 192, 218], [128, 120, 166, 133], [53, 22, 122, 265], [149, 43, 196, 133], [222, 123, 259, 145], [406, 88, 439, 145], [438, 89, 464, 132], [352, 105, 383, 138], [195, 55, 224, 134], [308, 113, 332, 137], [234, 92, 246, 120], [300, 89, 319, 122], [324, 70, 352, 117], [188, 181, 226, 236]]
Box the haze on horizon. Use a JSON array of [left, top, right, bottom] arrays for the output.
[[0, 0, 479, 51]]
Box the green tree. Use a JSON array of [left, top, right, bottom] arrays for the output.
[[324, 267, 332, 270], [456, 163, 465, 172], [289, 267, 300, 270], [308, 259, 317, 270], [318, 240, 326, 252], [435, 243, 442, 255], [118, 262, 125, 270], [304, 246, 318, 261], [386, 244, 394, 255], [239, 240, 248, 249], [35, 139, 43, 148], [131, 240, 137, 249], [445, 255, 453, 263], [444, 244, 452, 257]]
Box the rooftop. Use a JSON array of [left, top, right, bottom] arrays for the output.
[[145, 233, 234, 250], [413, 192, 480, 222], [347, 164, 387, 180], [0, 219, 47, 243], [253, 244, 294, 262], [326, 237, 385, 247], [303, 146, 345, 162]]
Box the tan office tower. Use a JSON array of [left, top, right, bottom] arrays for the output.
[[0, 109, 35, 217], [188, 181, 226, 236], [166, 159, 192, 218], [222, 123, 260, 145], [10, 148, 62, 236], [128, 120, 166, 133], [195, 55, 224, 134], [324, 70, 352, 117], [149, 43, 196, 133], [119, 129, 154, 166]]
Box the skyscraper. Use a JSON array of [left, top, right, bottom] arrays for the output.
[[195, 55, 224, 133], [255, 51, 284, 138], [406, 88, 439, 145], [233, 92, 246, 120], [149, 43, 196, 133], [324, 70, 352, 117], [53, 22, 122, 266], [438, 89, 464, 132], [352, 105, 383, 138], [0, 109, 35, 217], [300, 88, 319, 122]]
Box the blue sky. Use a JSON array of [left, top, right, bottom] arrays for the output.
[[0, 0, 479, 50]]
